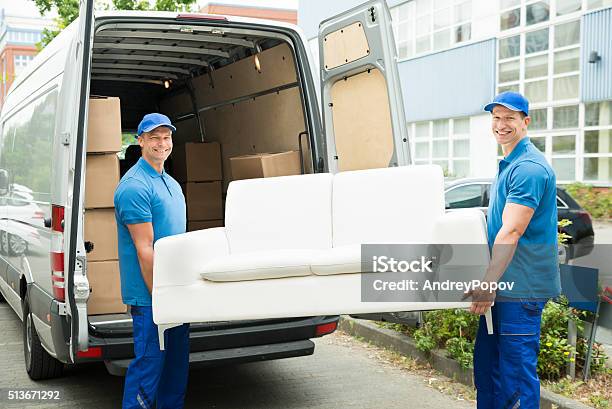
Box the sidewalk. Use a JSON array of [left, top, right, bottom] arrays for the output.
[[593, 220, 612, 244], [339, 316, 596, 409]]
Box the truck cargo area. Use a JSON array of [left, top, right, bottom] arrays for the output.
[[83, 20, 313, 322], [91, 20, 312, 185]]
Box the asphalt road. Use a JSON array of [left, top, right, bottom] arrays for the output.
[[0, 303, 473, 409]]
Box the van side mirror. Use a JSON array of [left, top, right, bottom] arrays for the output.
[[0, 169, 8, 196]]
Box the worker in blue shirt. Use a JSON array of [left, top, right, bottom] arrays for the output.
[[114, 113, 189, 409], [468, 92, 561, 409]]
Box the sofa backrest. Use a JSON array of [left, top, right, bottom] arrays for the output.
[[332, 165, 445, 246], [225, 173, 333, 253]]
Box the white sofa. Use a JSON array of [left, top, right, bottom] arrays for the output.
[[153, 165, 492, 347]]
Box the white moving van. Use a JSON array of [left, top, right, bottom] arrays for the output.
[[0, 0, 409, 379]]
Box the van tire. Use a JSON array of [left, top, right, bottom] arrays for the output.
[[22, 293, 64, 380]]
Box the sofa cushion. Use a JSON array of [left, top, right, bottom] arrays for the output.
[[225, 173, 333, 254], [332, 165, 445, 246], [310, 245, 361, 276], [200, 249, 317, 282]]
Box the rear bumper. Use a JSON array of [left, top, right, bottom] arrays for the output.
[[77, 315, 339, 369], [105, 339, 315, 376], [571, 235, 595, 259]]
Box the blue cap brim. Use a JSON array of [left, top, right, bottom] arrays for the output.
[[484, 102, 526, 115], [136, 123, 177, 137]]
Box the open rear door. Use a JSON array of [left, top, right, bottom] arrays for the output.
[[64, 0, 95, 360], [319, 0, 410, 173]]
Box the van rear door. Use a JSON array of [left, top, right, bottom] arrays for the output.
[[318, 0, 410, 173], [64, 0, 95, 359]]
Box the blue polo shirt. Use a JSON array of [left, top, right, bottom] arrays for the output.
[[487, 137, 561, 299], [114, 157, 186, 306]]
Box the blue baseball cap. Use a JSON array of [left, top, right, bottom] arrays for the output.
[[136, 113, 176, 137], [484, 91, 529, 116]]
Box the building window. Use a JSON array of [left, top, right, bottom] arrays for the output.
[[526, 1, 550, 26], [14, 55, 34, 77], [501, 0, 585, 31], [583, 101, 612, 183], [587, 0, 612, 10], [390, 0, 472, 60], [390, 1, 416, 59], [501, 6, 521, 30], [498, 19, 580, 105], [557, 0, 582, 15], [410, 116, 470, 177]]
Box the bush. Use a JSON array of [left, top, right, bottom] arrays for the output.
[[408, 300, 608, 380], [445, 337, 474, 369], [412, 309, 479, 369], [565, 183, 612, 220]]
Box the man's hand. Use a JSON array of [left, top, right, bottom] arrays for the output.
[[463, 288, 496, 315]]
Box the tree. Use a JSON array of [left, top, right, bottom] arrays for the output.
[[32, 0, 197, 48]]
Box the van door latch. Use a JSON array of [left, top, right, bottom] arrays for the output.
[[58, 302, 67, 316], [369, 7, 376, 23]]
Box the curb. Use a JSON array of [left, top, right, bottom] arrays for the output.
[[338, 316, 594, 409]]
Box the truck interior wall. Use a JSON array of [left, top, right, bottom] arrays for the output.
[[330, 68, 394, 171], [158, 42, 311, 191]]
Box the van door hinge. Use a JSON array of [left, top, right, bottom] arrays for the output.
[[61, 132, 70, 146], [58, 302, 67, 316], [369, 7, 376, 23]]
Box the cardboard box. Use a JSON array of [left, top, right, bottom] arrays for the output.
[[87, 260, 127, 315], [84, 209, 118, 261], [172, 142, 222, 182], [87, 96, 122, 153], [85, 154, 120, 209], [182, 181, 223, 221], [187, 219, 224, 232], [230, 151, 301, 181]]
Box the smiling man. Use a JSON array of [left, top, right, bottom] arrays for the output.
[[114, 113, 189, 409], [470, 92, 560, 409]]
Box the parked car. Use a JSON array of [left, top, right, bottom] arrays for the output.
[[444, 178, 595, 260], [0, 0, 410, 380]]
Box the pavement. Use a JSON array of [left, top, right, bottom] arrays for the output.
[[0, 302, 473, 409], [593, 220, 612, 244]]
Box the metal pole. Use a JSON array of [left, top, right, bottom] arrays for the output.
[[583, 298, 601, 382]]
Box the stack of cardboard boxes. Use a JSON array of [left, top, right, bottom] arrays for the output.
[[84, 96, 126, 315], [172, 142, 223, 232]]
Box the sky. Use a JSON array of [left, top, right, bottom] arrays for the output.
[[0, 0, 297, 18], [0, 0, 55, 18]]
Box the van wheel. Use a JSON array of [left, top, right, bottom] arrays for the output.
[[22, 294, 64, 380], [8, 234, 27, 256]]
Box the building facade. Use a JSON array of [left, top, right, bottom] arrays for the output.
[[0, 8, 55, 108], [299, 0, 612, 185]]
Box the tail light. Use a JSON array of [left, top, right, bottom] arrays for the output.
[[50, 205, 65, 301], [315, 322, 338, 337], [577, 210, 592, 225]]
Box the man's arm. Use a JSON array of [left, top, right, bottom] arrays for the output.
[[469, 203, 534, 314], [127, 222, 155, 293]]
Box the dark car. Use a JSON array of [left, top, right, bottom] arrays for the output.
[[444, 178, 595, 260]]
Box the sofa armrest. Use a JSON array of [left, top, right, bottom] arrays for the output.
[[433, 209, 488, 244], [153, 227, 230, 288], [433, 209, 489, 267]]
